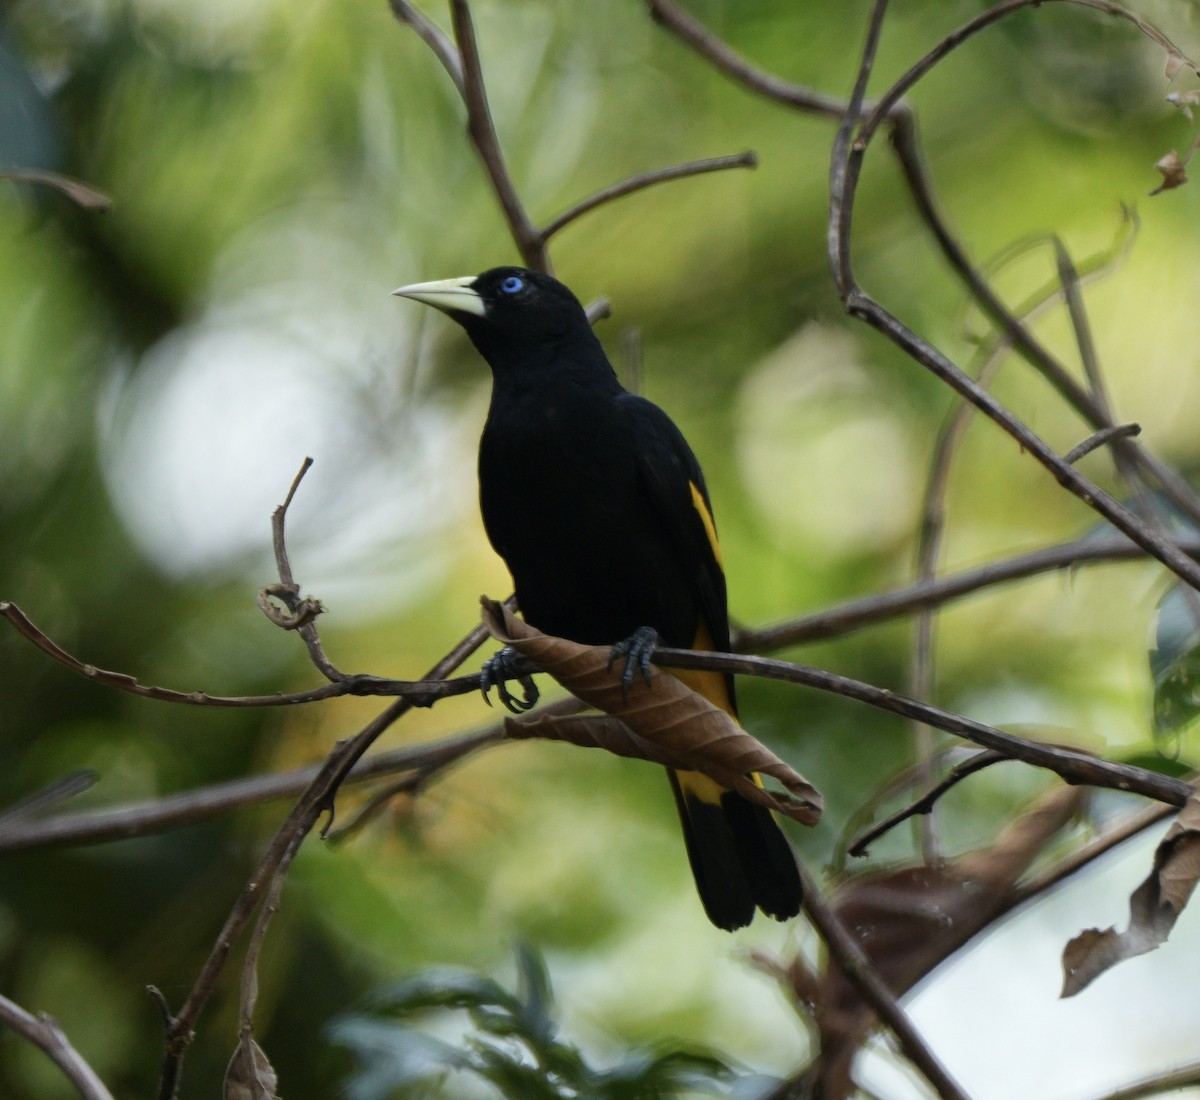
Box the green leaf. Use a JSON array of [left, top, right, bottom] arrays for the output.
[[331, 946, 742, 1099], [326, 1016, 466, 1100], [367, 968, 521, 1017], [592, 1048, 736, 1096], [513, 940, 556, 1046]]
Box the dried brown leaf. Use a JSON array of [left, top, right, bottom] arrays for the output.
[[1062, 791, 1200, 997], [224, 1037, 278, 1100], [1150, 149, 1188, 195], [807, 785, 1083, 1098], [1166, 90, 1200, 121], [482, 598, 822, 825]]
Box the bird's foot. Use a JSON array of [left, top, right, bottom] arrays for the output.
[[480, 646, 539, 714], [608, 626, 659, 703]]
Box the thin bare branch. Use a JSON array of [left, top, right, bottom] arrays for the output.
[[449, 0, 547, 270], [645, 0, 849, 117], [858, 0, 1199, 150], [0, 727, 506, 853], [0, 771, 96, 824], [540, 151, 757, 240], [1054, 240, 1109, 422], [849, 751, 1008, 857], [259, 457, 347, 680], [652, 646, 1194, 809], [1065, 423, 1142, 466], [830, 290, 1200, 592], [795, 860, 974, 1100], [905, 364, 998, 863], [905, 223, 1142, 865], [388, 0, 464, 93], [236, 826, 305, 1068], [1, 168, 113, 210], [0, 993, 115, 1100], [827, 0, 884, 300], [321, 773, 424, 842], [153, 605, 505, 1097], [0, 600, 482, 708], [1083, 1059, 1200, 1100]]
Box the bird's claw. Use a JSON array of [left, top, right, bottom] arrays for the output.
[[608, 626, 658, 703], [480, 646, 539, 714]]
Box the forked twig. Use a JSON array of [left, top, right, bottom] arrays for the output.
[[389, 0, 761, 275], [151, 456, 517, 1096], [649, 0, 1200, 530]]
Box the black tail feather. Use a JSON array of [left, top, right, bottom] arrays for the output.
[[669, 770, 803, 931], [721, 789, 804, 921]]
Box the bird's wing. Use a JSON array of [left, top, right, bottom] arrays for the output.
[[617, 392, 733, 668]]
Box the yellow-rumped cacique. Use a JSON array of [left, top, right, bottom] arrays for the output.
[[393, 266, 802, 931]]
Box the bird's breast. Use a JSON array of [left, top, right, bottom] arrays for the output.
[[477, 393, 693, 645]]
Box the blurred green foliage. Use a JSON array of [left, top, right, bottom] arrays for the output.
[[328, 943, 742, 1099], [3, 0, 1200, 1097]]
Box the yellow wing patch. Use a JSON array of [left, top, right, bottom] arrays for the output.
[[688, 481, 724, 570], [672, 488, 740, 808]]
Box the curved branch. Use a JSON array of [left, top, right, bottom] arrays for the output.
[[1, 169, 112, 211], [153, 606, 505, 1096], [645, 0, 850, 117], [0, 726, 507, 852], [829, 52, 1200, 595], [0, 994, 114, 1100], [858, 0, 1199, 149], [540, 151, 757, 240], [652, 646, 1193, 809], [388, 0, 464, 93], [848, 751, 1009, 857], [10, 535, 1200, 712], [648, 0, 1200, 529], [0, 601, 481, 708]]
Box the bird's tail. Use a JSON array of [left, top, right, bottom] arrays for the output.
[[668, 769, 803, 931], [666, 652, 802, 931]]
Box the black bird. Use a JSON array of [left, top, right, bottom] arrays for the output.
[[393, 266, 802, 931]]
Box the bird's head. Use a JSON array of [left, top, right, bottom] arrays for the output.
[[392, 267, 600, 377]]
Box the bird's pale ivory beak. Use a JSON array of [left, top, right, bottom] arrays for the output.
[[391, 276, 487, 317]]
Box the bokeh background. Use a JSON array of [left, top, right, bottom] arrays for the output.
[[3, 0, 1200, 1096]]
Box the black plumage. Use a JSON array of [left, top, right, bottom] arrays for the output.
[[394, 266, 803, 931]]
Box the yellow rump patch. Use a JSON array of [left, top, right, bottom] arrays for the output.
[[674, 768, 726, 806], [672, 623, 734, 714], [671, 620, 734, 716], [674, 768, 766, 807]]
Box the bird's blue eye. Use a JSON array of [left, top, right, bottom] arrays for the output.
[[499, 275, 525, 295]]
